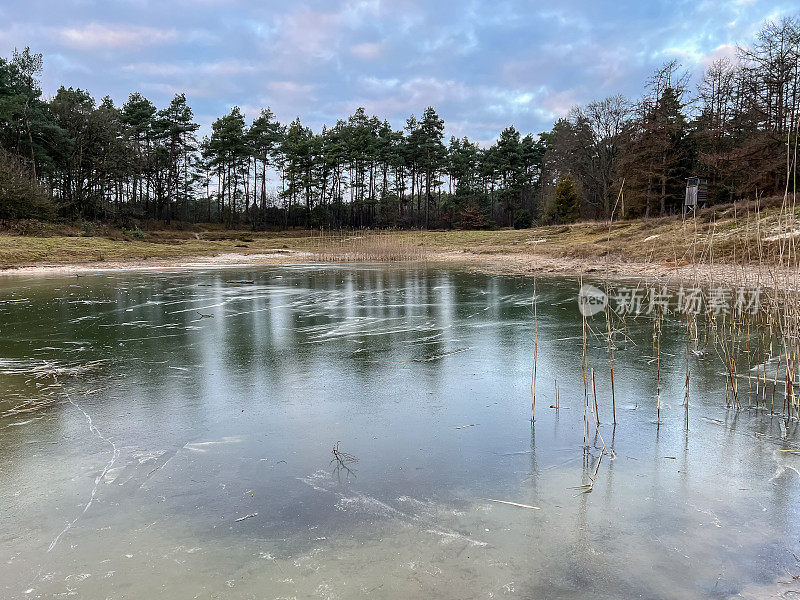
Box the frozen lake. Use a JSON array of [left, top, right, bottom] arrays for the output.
[[1, 265, 798, 599]]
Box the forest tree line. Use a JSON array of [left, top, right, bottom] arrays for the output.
[[1, 16, 799, 230]]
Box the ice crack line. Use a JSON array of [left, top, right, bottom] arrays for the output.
[[48, 394, 119, 552]]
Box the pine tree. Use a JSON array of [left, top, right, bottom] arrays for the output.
[[247, 108, 282, 212], [121, 93, 156, 215], [545, 174, 581, 224], [208, 107, 246, 223], [418, 107, 445, 227], [154, 94, 199, 223]]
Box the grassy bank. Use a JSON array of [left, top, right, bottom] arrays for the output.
[[0, 197, 794, 274]]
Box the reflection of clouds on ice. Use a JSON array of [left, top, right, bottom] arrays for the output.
[[184, 435, 245, 453]]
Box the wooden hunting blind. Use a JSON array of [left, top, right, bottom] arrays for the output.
[[685, 177, 708, 211]]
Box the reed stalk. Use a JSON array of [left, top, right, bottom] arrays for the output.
[[531, 278, 538, 422]]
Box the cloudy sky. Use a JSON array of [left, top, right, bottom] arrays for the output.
[[0, 0, 794, 142]]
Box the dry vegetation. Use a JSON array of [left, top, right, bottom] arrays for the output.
[[0, 196, 795, 275]]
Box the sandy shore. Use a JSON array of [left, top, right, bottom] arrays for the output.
[[0, 250, 309, 276], [0, 247, 785, 290]]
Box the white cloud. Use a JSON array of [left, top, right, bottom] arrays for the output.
[[267, 8, 341, 68], [124, 60, 257, 77], [350, 42, 382, 59], [267, 80, 315, 97], [59, 23, 179, 49], [141, 81, 218, 98], [699, 43, 739, 68]]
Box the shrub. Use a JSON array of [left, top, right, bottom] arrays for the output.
[[0, 149, 54, 220], [121, 226, 146, 240], [457, 205, 488, 229], [513, 209, 532, 229]]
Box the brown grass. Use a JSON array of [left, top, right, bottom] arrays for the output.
[[0, 197, 795, 272]]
